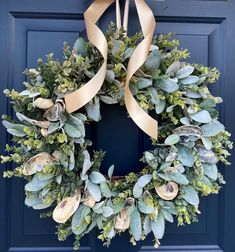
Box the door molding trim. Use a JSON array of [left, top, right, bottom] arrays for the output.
[[7, 245, 223, 252], [139, 245, 223, 252]]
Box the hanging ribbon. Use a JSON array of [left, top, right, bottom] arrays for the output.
[[124, 0, 158, 140], [64, 0, 114, 112], [64, 0, 158, 140]]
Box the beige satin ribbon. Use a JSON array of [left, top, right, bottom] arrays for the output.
[[124, 0, 158, 140], [64, 0, 114, 112], [64, 0, 158, 140]]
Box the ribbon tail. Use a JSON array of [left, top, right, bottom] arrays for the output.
[[64, 0, 115, 113], [124, 0, 158, 140]]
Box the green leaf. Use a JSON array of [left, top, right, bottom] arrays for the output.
[[176, 66, 194, 79], [133, 184, 143, 199], [161, 209, 174, 223], [130, 208, 142, 241], [145, 49, 161, 71], [180, 117, 190, 125], [201, 120, 224, 137], [144, 152, 158, 169], [108, 165, 114, 179], [190, 110, 212, 123], [143, 216, 152, 235], [93, 201, 105, 214], [112, 201, 125, 214], [182, 185, 199, 206], [133, 175, 152, 199], [100, 182, 112, 198], [155, 100, 166, 114], [2, 120, 27, 137], [25, 175, 52, 192], [159, 79, 179, 93], [82, 150, 93, 176], [33, 202, 52, 210], [67, 115, 85, 138], [73, 37, 87, 57], [105, 70, 115, 83], [181, 76, 199, 85], [85, 101, 101, 122], [72, 205, 91, 235], [87, 180, 101, 202], [25, 196, 42, 207], [201, 137, 212, 150], [168, 172, 189, 185], [123, 47, 134, 60], [203, 164, 218, 180], [138, 200, 154, 214], [89, 171, 106, 184], [100, 95, 118, 104], [102, 206, 113, 217], [138, 174, 152, 187], [177, 146, 195, 167], [151, 212, 165, 239], [135, 78, 152, 89], [64, 123, 82, 138], [166, 61, 180, 75], [148, 87, 159, 105], [164, 134, 180, 146], [200, 99, 216, 109]]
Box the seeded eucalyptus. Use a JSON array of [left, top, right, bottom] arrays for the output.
[[1, 24, 233, 249]]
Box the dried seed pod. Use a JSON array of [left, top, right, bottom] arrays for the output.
[[33, 120, 50, 129], [81, 191, 96, 208], [34, 98, 54, 110], [124, 197, 135, 208], [164, 167, 178, 174], [44, 102, 65, 122], [155, 182, 179, 201], [52, 189, 81, 224], [198, 146, 218, 164], [22, 152, 53, 176], [114, 209, 130, 232], [173, 125, 203, 137]]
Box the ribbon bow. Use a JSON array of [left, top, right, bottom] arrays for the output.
[[64, 0, 158, 140]]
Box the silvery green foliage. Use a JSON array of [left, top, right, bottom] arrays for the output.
[[1, 27, 232, 250]]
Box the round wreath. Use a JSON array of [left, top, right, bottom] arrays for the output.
[[1, 24, 233, 249]]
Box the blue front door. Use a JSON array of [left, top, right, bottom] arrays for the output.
[[1, 0, 235, 251]]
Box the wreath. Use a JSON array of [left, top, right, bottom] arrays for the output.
[[1, 1, 233, 250]]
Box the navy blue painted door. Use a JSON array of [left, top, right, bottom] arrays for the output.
[[1, 0, 235, 251]]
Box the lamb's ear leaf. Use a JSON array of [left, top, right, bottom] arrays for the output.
[[87, 180, 101, 202], [72, 205, 90, 235], [89, 171, 106, 184], [143, 216, 152, 235], [100, 182, 112, 198], [176, 65, 194, 79], [151, 211, 165, 239], [130, 208, 142, 241], [85, 99, 101, 122], [82, 150, 93, 176], [108, 165, 114, 179], [2, 120, 27, 137], [182, 185, 199, 206], [190, 110, 212, 123], [73, 37, 87, 57], [145, 49, 161, 70]]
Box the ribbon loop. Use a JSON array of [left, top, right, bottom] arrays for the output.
[[64, 0, 114, 113], [65, 0, 158, 140], [124, 0, 158, 140]]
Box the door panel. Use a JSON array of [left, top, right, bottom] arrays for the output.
[[0, 0, 235, 251]]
